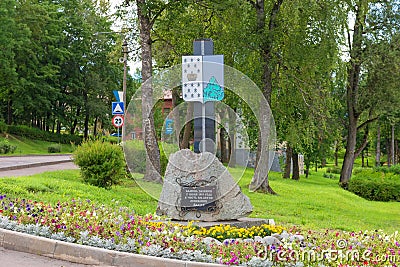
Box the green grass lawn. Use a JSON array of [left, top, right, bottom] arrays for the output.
[[0, 134, 74, 155], [240, 170, 400, 232], [0, 166, 398, 233]]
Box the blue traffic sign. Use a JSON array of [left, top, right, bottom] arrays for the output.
[[165, 119, 173, 135], [112, 102, 124, 115]]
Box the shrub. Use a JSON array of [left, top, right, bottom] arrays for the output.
[[124, 140, 146, 175], [326, 167, 341, 174], [348, 169, 400, 202], [323, 173, 335, 179], [73, 140, 126, 189], [0, 139, 17, 154], [123, 140, 178, 177], [0, 121, 7, 133], [159, 149, 168, 177], [48, 144, 62, 153], [375, 165, 400, 175]]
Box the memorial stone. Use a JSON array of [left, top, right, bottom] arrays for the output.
[[156, 149, 253, 221]]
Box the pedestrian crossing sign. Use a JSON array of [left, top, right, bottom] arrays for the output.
[[112, 102, 124, 115]]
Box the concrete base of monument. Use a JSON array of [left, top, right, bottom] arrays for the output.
[[154, 217, 275, 229]]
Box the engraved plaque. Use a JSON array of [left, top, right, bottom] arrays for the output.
[[181, 186, 216, 212]]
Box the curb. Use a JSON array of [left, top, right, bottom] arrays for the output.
[[0, 228, 223, 267], [0, 160, 73, 172]]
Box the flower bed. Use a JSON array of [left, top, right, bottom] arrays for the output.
[[0, 194, 398, 266]]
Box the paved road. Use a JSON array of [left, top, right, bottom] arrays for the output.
[[0, 155, 91, 266], [0, 161, 78, 178], [0, 154, 78, 178], [0, 154, 73, 169], [0, 247, 98, 267]]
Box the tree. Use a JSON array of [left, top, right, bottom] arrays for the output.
[[0, 0, 30, 125], [134, 0, 175, 183], [245, 0, 283, 194], [340, 0, 400, 185]]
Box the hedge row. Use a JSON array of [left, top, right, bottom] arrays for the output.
[[348, 168, 400, 202], [374, 165, 400, 175], [3, 124, 82, 145]]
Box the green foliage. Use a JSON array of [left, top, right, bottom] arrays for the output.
[[348, 168, 400, 202], [7, 125, 82, 145], [0, 138, 17, 154], [73, 140, 126, 189], [322, 173, 336, 179], [124, 140, 178, 177], [0, 0, 121, 138], [326, 167, 341, 174], [0, 121, 7, 133], [124, 140, 146, 174], [375, 165, 400, 175], [159, 148, 168, 177], [47, 144, 61, 153], [0, 134, 74, 155]]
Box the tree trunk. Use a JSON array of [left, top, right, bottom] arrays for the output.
[[283, 144, 292, 178], [321, 158, 327, 168], [292, 152, 300, 180], [137, 0, 162, 183], [340, 114, 358, 187], [395, 139, 399, 165], [376, 123, 381, 167], [249, 0, 283, 195], [361, 150, 365, 167], [387, 137, 391, 167], [228, 109, 236, 168], [171, 88, 181, 143], [83, 92, 89, 140], [56, 120, 61, 134], [305, 164, 310, 178], [334, 140, 339, 167], [218, 109, 227, 163], [45, 113, 50, 131], [180, 102, 193, 149], [93, 117, 98, 136], [71, 107, 80, 135], [7, 102, 12, 125], [220, 127, 227, 163], [339, 2, 365, 187], [391, 124, 395, 166]]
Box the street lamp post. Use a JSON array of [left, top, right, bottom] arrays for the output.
[[94, 31, 131, 141], [122, 40, 128, 141]]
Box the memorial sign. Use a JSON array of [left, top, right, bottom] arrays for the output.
[[181, 185, 217, 212]]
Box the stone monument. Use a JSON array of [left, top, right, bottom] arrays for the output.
[[156, 149, 252, 221], [157, 39, 253, 222]]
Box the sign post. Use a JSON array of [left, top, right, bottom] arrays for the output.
[[111, 100, 125, 143], [181, 39, 224, 153], [112, 102, 124, 115]]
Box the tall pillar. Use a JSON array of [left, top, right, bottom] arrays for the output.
[[193, 39, 215, 153]]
